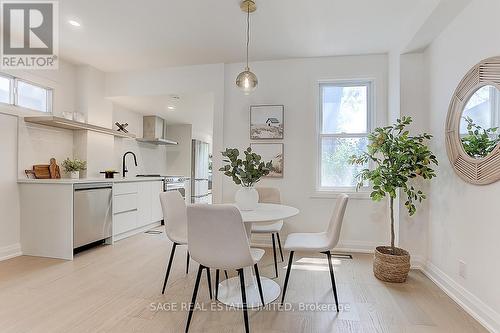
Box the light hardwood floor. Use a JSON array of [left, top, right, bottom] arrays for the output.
[[0, 228, 486, 333]]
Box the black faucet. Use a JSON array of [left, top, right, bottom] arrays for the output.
[[122, 151, 137, 178]]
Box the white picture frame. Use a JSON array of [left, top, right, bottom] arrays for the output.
[[250, 105, 284, 140]]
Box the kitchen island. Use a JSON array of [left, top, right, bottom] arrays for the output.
[[18, 177, 165, 260]]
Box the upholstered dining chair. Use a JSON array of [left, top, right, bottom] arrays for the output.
[[186, 204, 266, 333], [281, 194, 349, 312], [252, 187, 284, 278], [159, 191, 212, 297]]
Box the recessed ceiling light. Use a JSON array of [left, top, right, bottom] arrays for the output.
[[167, 106, 175, 110], [68, 20, 81, 27]]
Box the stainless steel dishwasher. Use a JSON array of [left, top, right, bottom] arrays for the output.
[[74, 183, 113, 249]]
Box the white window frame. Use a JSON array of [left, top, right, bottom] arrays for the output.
[[0, 73, 14, 106], [0, 72, 53, 114], [14, 78, 53, 113], [315, 79, 375, 195]]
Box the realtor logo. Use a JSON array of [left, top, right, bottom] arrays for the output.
[[1, 1, 58, 69]]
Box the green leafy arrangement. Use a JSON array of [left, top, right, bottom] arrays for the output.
[[219, 147, 273, 187], [350, 117, 438, 252], [461, 116, 500, 158], [62, 158, 87, 173]]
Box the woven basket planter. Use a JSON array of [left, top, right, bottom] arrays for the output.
[[373, 246, 411, 283]]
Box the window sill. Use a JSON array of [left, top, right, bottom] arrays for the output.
[[310, 190, 372, 200]]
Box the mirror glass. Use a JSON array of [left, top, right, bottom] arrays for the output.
[[460, 85, 500, 158]]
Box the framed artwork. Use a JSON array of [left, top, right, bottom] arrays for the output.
[[251, 143, 284, 178], [250, 105, 284, 140]]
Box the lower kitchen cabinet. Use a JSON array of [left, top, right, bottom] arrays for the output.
[[113, 180, 164, 239], [137, 181, 152, 228], [113, 210, 138, 235], [151, 180, 163, 222], [18, 178, 165, 260]]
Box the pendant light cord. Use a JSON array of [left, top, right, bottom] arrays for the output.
[[246, 3, 250, 69]]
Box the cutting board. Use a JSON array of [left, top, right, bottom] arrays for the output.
[[33, 165, 51, 179]]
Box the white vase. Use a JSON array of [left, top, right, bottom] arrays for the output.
[[235, 186, 259, 211], [69, 171, 79, 179]]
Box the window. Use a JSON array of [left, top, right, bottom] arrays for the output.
[[0, 75, 12, 104], [318, 81, 373, 190], [0, 74, 52, 113], [460, 85, 500, 134], [15, 79, 51, 112]]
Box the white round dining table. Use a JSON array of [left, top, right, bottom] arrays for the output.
[[217, 203, 300, 309]]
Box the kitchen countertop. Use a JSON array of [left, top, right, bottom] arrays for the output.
[[17, 177, 165, 184]]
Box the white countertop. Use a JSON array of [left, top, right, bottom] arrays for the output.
[[17, 177, 165, 184]]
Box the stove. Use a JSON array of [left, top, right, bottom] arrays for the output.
[[164, 176, 189, 184], [136, 175, 189, 197]]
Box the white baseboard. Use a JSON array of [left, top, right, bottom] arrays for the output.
[[410, 254, 426, 270], [335, 240, 377, 254], [0, 243, 22, 261], [417, 261, 500, 333]]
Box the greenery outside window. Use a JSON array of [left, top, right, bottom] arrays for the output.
[[317, 80, 374, 191]]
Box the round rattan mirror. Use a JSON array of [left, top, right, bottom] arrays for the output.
[[446, 56, 500, 185]]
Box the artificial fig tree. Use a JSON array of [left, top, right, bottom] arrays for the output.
[[350, 116, 438, 254]]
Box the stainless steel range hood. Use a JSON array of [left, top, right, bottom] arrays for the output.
[[136, 116, 178, 145]]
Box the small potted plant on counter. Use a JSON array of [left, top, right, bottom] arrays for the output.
[[62, 158, 87, 179], [219, 147, 273, 211], [350, 116, 438, 283]]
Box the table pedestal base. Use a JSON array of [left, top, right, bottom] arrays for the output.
[[217, 276, 280, 308]]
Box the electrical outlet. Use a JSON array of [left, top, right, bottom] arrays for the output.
[[458, 260, 467, 278]]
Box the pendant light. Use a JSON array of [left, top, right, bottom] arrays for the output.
[[236, 0, 258, 95]]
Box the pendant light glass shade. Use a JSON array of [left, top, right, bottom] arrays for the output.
[[236, 0, 258, 95], [236, 67, 258, 95]]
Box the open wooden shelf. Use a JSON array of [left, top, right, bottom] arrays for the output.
[[24, 116, 136, 139]]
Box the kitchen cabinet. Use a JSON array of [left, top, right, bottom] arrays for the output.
[[151, 181, 164, 223], [113, 210, 138, 235], [113, 180, 164, 238], [18, 178, 165, 259], [137, 181, 152, 228]]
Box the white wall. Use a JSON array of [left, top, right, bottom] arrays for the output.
[[399, 52, 430, 265], [424, 0, 500, 330], [223, 56, 389, 249], [165, 124, 192, 177], [0, 60, 77, 259], [0, 114, 21, 260], [112, 104, 169, 176], [75, 65, 115, 177], [9, 60, 78, 177], [105, 63, 225, 202]]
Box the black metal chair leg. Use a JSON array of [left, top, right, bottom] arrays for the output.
[[162, 242, 177, 294], [186, 252, 190, 275], [238, 269, 249, 333], [205, 267, 213, 300], [254, 264, 265, 306], [281, 251, 294, 303], [215, 269, 220, 300], [224, 270, 229, 279], [324, 251, 339, 312], [185, 265, 203, 333], [276, 233, 284, 262], [271, 233, 278, 278]]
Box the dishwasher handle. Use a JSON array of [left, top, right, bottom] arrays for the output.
[[74, 183, 113, 191]]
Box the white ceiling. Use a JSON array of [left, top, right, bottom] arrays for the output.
[[59, 0, 441, 72], [109, 93, 214, 140]]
